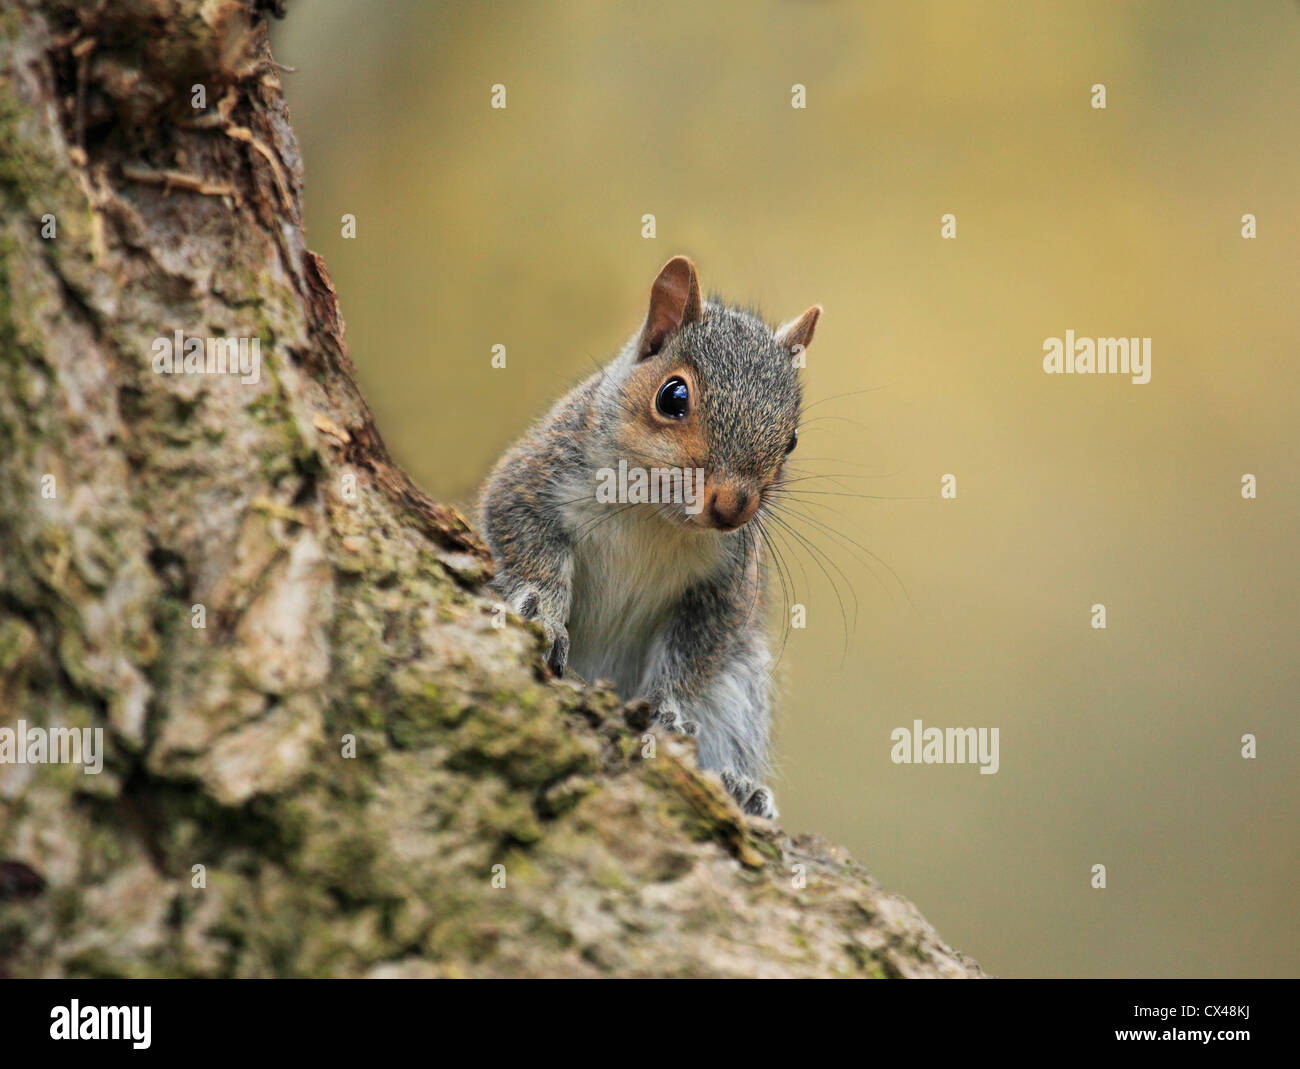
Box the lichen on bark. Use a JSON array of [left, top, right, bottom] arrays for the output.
[[0, 0, 983, 978]]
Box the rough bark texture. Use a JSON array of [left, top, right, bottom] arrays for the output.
[[0, 0, 983, 978]]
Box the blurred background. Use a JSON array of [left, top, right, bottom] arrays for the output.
[[272, 0, 1299, 977]]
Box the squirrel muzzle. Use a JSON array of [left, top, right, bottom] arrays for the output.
[[702, 480, 760, 532]]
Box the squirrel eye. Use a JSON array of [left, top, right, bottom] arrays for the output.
[[785, 429, 798, 455], [656, 377, 690, 420]]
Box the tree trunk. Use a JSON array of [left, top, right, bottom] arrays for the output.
[[0, 0, 983, 978]]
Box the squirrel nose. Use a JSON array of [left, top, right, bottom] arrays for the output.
[[707, 485, 758, 530]]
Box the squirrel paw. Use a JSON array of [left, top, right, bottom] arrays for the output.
[[651, 698, 699, 738], [512, 586, 569, 677], [719, 770, 779, 820], [544, 626, 569, 677]]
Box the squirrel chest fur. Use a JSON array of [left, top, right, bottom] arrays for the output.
[[479, 256, 821, 818], [563, 488, 724, 696]]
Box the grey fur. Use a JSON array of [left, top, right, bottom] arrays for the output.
[[480, 291, 805, 819]]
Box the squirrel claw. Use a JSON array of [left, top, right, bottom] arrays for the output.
[[510, 585, 569, 677], [743, 786, 778, 820], [517, 590, 541, 619], [720, 770, 779, 820], [545, 628, 569, 677], [652, 700, 698, 737]]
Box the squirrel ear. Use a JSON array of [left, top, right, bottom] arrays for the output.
[[637, 256, 702, 361], [775, 305, 822, 355]]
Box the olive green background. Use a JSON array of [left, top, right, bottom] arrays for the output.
[[273, 0, 1299, 977]]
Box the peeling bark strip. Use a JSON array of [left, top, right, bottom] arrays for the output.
[[0, 1, 982, 977]]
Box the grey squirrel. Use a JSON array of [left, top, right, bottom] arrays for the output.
[[479, 256, 821, 818]]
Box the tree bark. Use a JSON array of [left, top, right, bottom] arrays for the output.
[[0, 0, 983, 978]]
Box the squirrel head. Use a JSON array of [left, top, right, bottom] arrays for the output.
[[604, 256, 821, 534]]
